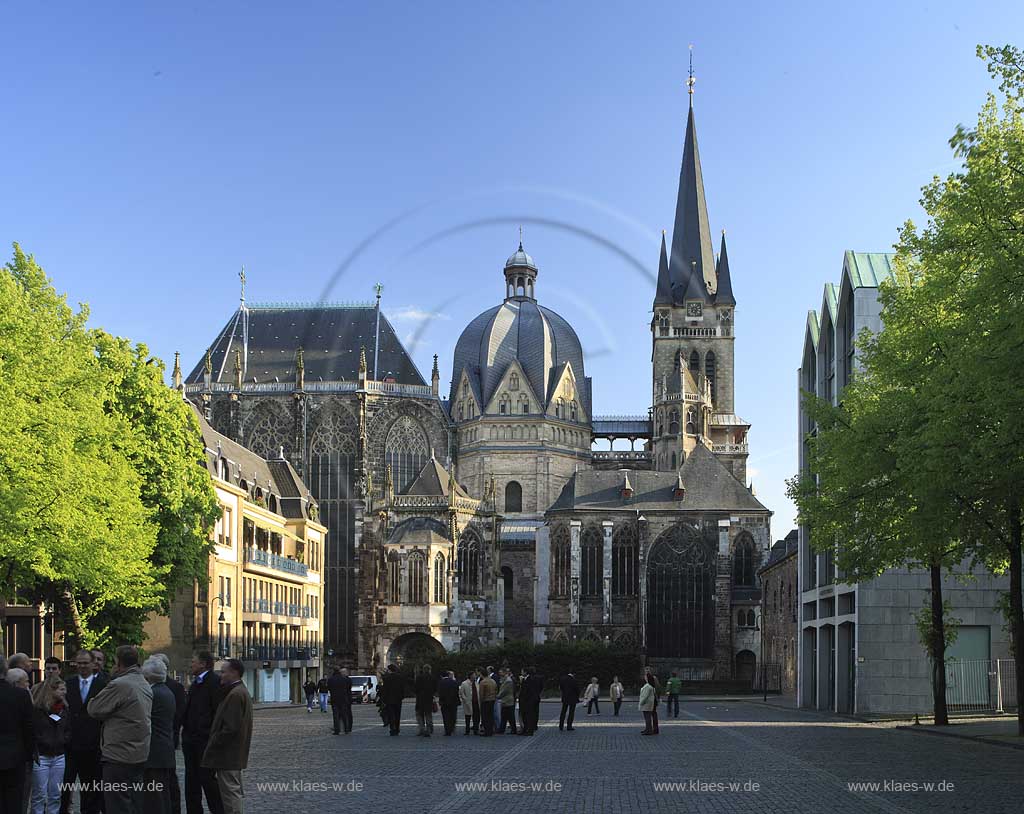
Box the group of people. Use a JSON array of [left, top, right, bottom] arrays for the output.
[[363, 665, 678, 737], [0, 648, 253, 814]]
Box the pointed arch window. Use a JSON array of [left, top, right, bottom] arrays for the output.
[[408, 551, 427, 605], [385, 415, 431, 493], [732, 533, 755, 587], [689, 350, 700, 374], [612, 523, 638, 596], [705, 351, 717, 402], [581, 525, 603, 598], [501, 565, 514, 601], [570, 401, 578, 422], [458, 531, 481, 596], [433, 553, 447, 603], [509, 373, 520, 391], [550, 525, 571, 597], [387, 552, 401, 604], [669, 409, 680, 435], [685, 407, 698, 435]]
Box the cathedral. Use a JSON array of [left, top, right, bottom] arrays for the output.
[[180, 89, 772, 680]]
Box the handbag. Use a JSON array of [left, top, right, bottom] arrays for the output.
[[432, 699, 439, 713]]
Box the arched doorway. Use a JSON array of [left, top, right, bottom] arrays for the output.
[[735, 650, 756, 682], [645, 524, 714, 658], [385, 632, 445, 668]]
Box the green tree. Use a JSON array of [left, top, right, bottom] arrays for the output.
[[0, 245, 218, 651], [0, 245, 160, 649]]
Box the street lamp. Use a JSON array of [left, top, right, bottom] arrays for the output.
[[211, 594, 227, 658]]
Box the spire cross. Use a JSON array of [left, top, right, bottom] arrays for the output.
[[239, 265, 246, 304], [687, 44, 695, 104], [518, 224, 523, 249], [373, 282, 383, 301]]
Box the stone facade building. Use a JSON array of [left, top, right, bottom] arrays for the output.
[[759, 529, 798, 694], [797, 252, 1013, 714], [183, 88, 772, 678]]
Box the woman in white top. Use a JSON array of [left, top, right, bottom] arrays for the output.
[[583, 677, 601, 715], [609, 675, 624, 716]]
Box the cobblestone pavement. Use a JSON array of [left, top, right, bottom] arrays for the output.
[[234, 700, 1023, 813]]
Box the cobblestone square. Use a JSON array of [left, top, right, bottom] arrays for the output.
[[235, 701, 1023, 813]]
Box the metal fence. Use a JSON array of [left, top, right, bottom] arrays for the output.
[[751, 662, 783, 693], [945, 658, 1019, 713]]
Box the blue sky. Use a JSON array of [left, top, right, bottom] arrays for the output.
[[3, 1, 1021, 530]]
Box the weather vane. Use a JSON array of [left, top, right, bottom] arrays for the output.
[[687, 44, 695, 101]]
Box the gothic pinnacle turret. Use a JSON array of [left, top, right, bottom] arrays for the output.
[[715, 230, 736, 306], [654, 230, 672, 306]]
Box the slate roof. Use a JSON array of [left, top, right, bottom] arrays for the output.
[[449, 294, 591, 417], [547, 444, 768, 514], [668, 103, 716, 304], [714, 231, 736, 306], [186, 304, 426, 386], [190, 403, 316, 521], [654, 231, 672, 306], [760, 529, 798, 573], [401, 456, 470, 499]]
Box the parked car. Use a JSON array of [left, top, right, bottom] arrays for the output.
[[351, 675, 378, 703]]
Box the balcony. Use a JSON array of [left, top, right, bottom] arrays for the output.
[[712, 442, 749, 454], [239, 646, 320, 662], [242, 599, 315, 620], [244, 547, 308, 578]]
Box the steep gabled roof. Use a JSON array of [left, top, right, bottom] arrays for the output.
[[401, 456, 470, 499], [186, 304, 426, 386], [843, 251, 897, 289]]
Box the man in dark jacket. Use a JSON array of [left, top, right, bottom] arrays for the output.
[[327, 668, 352, 735], [316, 676, 329, 714], [0, 655, 34, 814], [558, 672, 579, 731], [60, 649, 107, 814], [436, 671, 459, 736], [380, 665, 404, 736], [201, 660, 252, 814], [142, 657, 177, 814], [413, 665, 437, 737], [182, 652, 223, 814], [517, 667, 544, 736], [152, 654, 184, 814]]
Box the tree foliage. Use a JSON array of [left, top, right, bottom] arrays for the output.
[[0, 245, 217, 650]]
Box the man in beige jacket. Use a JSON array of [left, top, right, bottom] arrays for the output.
[[201, 659, 252, 814], [87, 645, 153, 814]]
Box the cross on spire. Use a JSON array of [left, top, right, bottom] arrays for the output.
[[687, 44, 695, 105], [239, 265, 246, 304]]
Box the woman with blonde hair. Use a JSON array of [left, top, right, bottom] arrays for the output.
[[31, 674, 70, 813]]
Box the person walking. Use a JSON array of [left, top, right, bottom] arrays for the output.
[[665, 670, 682, 719], [638, 674, 656, 735], [458, 672, 479, 735], [520, 667, 544, 736], [609, 675, 624, 717], [61, 650, 107, 814], [87, 645, 154, 814], [496, 669, 517, 734], [436, 672, 459, 736], [302, 679, 316, 713], [0, 656, 35, 814], [558, 672, 579, 731], [649, 672, 662, 734], [413, 665, 437, 738], [201, 660, 252, 814], [151, 654, 184, 814], [181, 652, 223, 814], [477, 670, 496, 737], [316, 676, 329, 714], [141, 658, 176, 814], [327, 669, 352, 735], [30, 675, 69, 814], [380, 665, 404, 736], [583, 677, 600, 715]]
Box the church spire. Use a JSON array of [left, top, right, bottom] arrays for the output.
[[714, 230, 736, 305], [654, 230, 672, 305], [669, 66, 715, 303]]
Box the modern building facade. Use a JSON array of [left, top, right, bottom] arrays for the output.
[[144, 401, 327, 702], [796, 252, 1012, 714], [183, 85, 772, 678]]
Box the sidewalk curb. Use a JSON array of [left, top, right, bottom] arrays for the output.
[[895, 724, 1024, 751]]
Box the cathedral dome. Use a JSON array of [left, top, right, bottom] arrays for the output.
[[449, 245, 590, 417]]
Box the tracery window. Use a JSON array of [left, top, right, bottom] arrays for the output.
[[685, 407, 698, 435], [408, 551, 426, 605], [669, 409, 680, 435], [612, 523, 638, 596], [387, 552, 401, 604], [705, 351, 717, 402], [244, 403, 292, 460], [581, 525, 603, 598], [433, 553, 447, 603], [458, 530, 481, 596], [732, 533, 755, 587], [384, 415, 431, 493], [550, 524, 571, 597], [689, 349, 700, 374], [509, 373, 520, 391]]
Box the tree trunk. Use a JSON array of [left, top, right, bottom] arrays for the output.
[[61, 586, 85, 655], [929, 562, 949, 726], [1007, 499, 1024, 737]]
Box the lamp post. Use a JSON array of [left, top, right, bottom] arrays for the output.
[[211, 594, 227, 658]]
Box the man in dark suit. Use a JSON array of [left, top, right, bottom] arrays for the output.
[[182, 652, 224, 814], [380, 664, 404, 736], [436, 671, 460, 736], [0, 655, 35, 814], [327, 668, 352, 735], [153, 654, 185, 814], [518, 667, 544, 735], [61, 649, 108, 814], [558, 671, 579, 731]]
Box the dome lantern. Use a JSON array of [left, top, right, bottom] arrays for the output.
[[504, 240, 538, 301]]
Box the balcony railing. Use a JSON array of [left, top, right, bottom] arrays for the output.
[[244, 547, 308, 578], [712, 442, 749, 454], [242, 599, 316, 620]]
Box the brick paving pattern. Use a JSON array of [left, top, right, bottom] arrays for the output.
[[227, 701, 1023, 813]]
